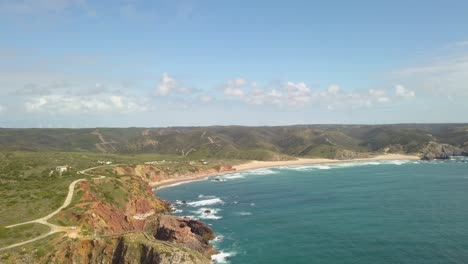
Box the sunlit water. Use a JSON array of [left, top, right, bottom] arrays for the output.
[[157, 158, 468, 264]]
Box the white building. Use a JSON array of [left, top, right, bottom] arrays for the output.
[[55, 165, 70, 175]]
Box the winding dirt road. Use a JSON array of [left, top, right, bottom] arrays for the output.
[[0, 166, 110, 251]]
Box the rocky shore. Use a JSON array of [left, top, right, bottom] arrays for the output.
[[421, 141, 468, 160]]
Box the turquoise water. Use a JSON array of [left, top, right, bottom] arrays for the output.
[[157, 158, 468, 264]]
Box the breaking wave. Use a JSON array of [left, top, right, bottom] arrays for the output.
[[191, 208, 222, 220], [223, 173, 245, 179], [212, 251, 237, 264], [283, 160, 416, 171], [212, 235, 224, 243], [187, 197, 224, 207], [222, 168, 278, 180], [198, 194, 216, 199]]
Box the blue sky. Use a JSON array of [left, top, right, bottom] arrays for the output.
[[1, 0, 468, 127]]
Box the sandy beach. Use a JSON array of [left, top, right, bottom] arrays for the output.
[[152, 154, 420, 189]]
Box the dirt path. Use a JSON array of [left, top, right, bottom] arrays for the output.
[[7, 179, 85, 230], [0, 166, 110, 252], [92, 130, 118, 152]]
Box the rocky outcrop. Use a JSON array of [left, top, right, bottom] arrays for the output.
[[421, 142, 468, 160], [155, 215, 217, 258], [45, 173, 216, 263], [0, 160, 225, 263], [53, 176, 170, 235], [44, 233, 211, 264]]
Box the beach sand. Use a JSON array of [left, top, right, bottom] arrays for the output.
[[234, 154, 420, 171], [152, 154, 420, 189]]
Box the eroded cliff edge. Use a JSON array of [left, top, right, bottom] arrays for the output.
[[29, 169, 219, 264]]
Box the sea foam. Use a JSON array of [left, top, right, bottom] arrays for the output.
[[187, 197, 224, 207], [223, 173, 245, 179], [212, 251, 236, 263], [283, 160, 416, 172], [191, 208, 222, 220], [222, 168, 278, 180]]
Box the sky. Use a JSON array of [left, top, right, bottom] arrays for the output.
[[1, 0, 468, 128]]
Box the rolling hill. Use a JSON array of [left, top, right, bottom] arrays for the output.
[[0, 124, 467, 160]]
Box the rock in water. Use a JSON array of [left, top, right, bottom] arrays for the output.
[[155, 215, 217, 257]]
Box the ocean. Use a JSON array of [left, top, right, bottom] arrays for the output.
[[156, 158, 468, 264]]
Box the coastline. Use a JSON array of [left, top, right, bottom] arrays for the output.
[[151, 153, 420, 190]]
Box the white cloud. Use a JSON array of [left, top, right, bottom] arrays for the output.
[[319, 87, 391, 109], [223, 81, 395, 109], [368, 89, 390, 103], [283, 82, 312, 105], [244, 88, 283, 105], [327, 84, 341, 95], [393, 54, 468, 98], [0, 104, 4, 113], [247, 81, 313, 106], [224, 87, 244, 96], [155, 73, 190, 96], [395, 85, 415, 99], [222, 78, 249, 97], [25, 95, 147, 114], [155, 73, 175, 96]]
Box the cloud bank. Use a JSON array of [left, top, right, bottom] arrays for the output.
[[217, 78, 414, 109], [24, 95, 147, 114]]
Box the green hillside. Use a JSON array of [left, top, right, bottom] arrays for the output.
[[0, 124, 467, 160]]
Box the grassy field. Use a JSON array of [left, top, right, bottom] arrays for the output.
[[0, 151, 179, 226], [0, 150, 238, 227], [47, 177, 129, 227], [0, 223, 50, 248], [0, 232, 63, 263]]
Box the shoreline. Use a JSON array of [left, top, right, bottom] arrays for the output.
[[151, 154, 420, 190]]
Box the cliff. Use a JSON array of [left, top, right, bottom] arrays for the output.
[[42, 232, 212, 264], [421, 141, 468, 160], [35, 172, 216, 263], [113, 164, 234, 184]]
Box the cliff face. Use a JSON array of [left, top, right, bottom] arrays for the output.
[[53, 176, 169, 235], [113, 164, 234, 183], [44, 232, 212, 264], [421, 142, 468, 160], [154, 215, 217, 258], [42, 173, 216, 263]]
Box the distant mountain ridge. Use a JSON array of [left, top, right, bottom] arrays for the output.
[[1, 124, 467, 160]]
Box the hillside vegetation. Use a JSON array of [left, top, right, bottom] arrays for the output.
[[1, 124, 467, 160]]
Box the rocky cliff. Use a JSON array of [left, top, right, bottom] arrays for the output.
[[42, 231, 212, 264], [36, 171, 217, 263], [113, 164, 234, 184], [421, 141, 468, 160]]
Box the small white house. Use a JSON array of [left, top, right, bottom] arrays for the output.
[[55, 165, 70, 175], [97, 160, 113, 165]]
